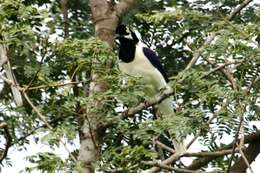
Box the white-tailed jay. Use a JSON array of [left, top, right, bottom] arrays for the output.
[[115, 24, 185, 154]]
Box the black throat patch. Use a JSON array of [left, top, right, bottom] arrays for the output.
[[118, 37, 137, 63]]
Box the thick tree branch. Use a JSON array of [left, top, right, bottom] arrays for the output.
[[60, 0, 69, 38], [142, 132, 260, 172], [186, 131, 260, 170], [183, 148, 241, 158], [230, 140, 260, 173], [142, 161, 220, 173], [0, 44, 23, 106]]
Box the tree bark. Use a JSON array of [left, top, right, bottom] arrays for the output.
[[230, 139, 260, 173], [0, 43, 23, 106], [60, 0, 69, 38], [186, 131, 260, 170], [77, 0, 136, 172]]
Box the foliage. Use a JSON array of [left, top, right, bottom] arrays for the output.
[[0, 0, 259, 172]]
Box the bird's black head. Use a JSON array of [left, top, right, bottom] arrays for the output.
[[115, 24, 129, 36], [115, 24, 139, 45], [115, 25, 139, 62]]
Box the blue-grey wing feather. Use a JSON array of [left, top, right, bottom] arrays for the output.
[[142, 47, 169, 82]]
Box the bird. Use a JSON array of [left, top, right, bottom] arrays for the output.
[[115, 24, 185, 154]]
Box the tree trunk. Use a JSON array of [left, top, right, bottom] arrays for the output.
[[230, 139, 260, 173], [77, 0, 136, 172]]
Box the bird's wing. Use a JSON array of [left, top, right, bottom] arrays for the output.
[[142, 47, 169, 82]]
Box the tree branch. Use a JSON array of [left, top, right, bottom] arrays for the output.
[[230, 139, 260, 173], [0, 43, 23, 106], [185, 33, 216, 70], [184, 0, 253, 70], [120, 88, 173, 119], [155, 140, 175, 154], [226, 109, 244, 172], [27, 81, 80, 90], [237, 144, 254, 173], [246, 75, 260, 94], [187, 131, 260, 170], [228, 0, 253, 20], [60, 0, 69, 38], [183, 148, 242, 158], [22, 90, 77, 163], [142, 161, 221, 173], [0, 122, 7, 129]]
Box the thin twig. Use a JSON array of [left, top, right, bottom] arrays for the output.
[[185, 33, 216, 70], [23, 91, 52, 129], [201, 61, 242, 78], [226, 106, 244, 172], [27, 81, 80, 90], [155, 140, 175, 154], [22, 91, 77, 162], [184, 0, 253, 71], [24, 45, 48, 92], [186, 112, 218, 149], [186, 101, 229, 149], [246, 75, 260, 94], [204, 58, 238, 90]]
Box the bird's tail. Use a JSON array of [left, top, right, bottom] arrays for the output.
[[158, 96, 174, 117], [157, 94, 186, 155]]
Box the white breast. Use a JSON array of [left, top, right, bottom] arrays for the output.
[[119, 44, 168, 95]]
